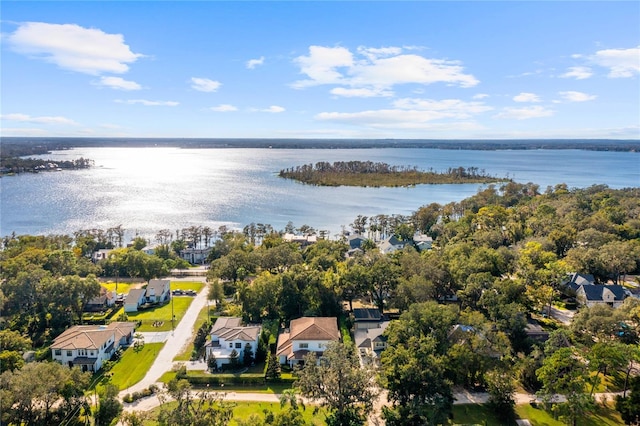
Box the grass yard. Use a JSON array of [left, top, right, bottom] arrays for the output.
[[230, 402, 326, 425], [451, 403, 624, 426], [125, 297, 194, 332], [97, 342, 165, 393], [451, 404, 512, 425], [141, 400, 326, 425], [174, 307, 216, 361], [101, 281, 134, 295], [515, 403, 623, 426], [171, 281, 205, 293]]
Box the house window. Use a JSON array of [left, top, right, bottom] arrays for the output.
[[79, 349, 86, 356], [67, 350, 72, 357], [375, 342, 386, 348], [229, 343, 233, 348], [299, 343, 308, 349], [54, 349, 62, 356], [235, 342, 242, 349]]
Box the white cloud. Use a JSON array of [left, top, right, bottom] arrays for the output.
[[293, 46, 354, 88], [115, 99, 179, 106], [558, 91, 597, 102], [330, 87, 393, 98], [262, 105, 285, 113], [246, 56, 265, 69], [248, 105, 285, 113], [7, 22, 142, 75], [1, 113, 78, 125], [473, 93, 489, 100], [191, 77, 221, 92], [392, 98, 493, 116], [494, 106, 554, 120], [292, 45, 478, 95], [560, 66, 593, 80], [95, 76, 141, 91], [0, 127, 49, 136], [356, 46, 403, 61], [314, 97, 491, 129], [513, 92, 541, 103], [590, 46, 640, 78], [210, 104, 238, 112]]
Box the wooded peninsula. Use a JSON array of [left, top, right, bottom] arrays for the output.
[[279, 161, 508, 187]]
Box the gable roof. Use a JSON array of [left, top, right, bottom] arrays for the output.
[[578, 284, 626, 301], [567, 272, 596, 286], [276, 317, 340, 357], [52, 322, 135, 350], [147, 279, 170, 295], [289, 317, 340, 341], [210, 317, 260, 342], [127, 288, 146, 302]]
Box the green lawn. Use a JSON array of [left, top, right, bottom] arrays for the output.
[[173, 307, 216, 361], [515, 403, 623, 426], [125, 297, 194, 332], [450, 403, 624, 426], [97, 342, 165, 393], [171, 281, 205, 293], [101, 281, 134, 295], [140, 400, 326, 425]]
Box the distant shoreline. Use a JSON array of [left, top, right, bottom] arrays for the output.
[[1, 137, 639, 158]]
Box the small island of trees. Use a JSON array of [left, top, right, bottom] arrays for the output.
[[278, 161, 509, 187]]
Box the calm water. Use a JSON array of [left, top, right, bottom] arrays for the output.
[[1, 147, 638, 239]]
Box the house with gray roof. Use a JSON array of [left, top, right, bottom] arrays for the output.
[[354, 321, 389, 366], [205, 317, 261, 369], [576, 284, 627, 308]]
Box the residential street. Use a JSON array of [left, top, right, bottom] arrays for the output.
[[119, 275, 209, 398]]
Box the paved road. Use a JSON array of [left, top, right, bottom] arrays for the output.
[[119, 276, 209, 397], [550, 305, 576, 325]]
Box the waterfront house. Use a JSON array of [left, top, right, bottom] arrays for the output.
[[276, 317, 340, 367], [205, 317, 261, 369], [180, 246, 212, 264], [51, 322, 135, 372]]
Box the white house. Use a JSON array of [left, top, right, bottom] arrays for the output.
[[354, 321, 389, 366], [92, 249, 113, 263], [180, 247, 212, 265], [124, 288, 147, 312], [378, 236, 405, 255], [205, 317, 261, 369], [276, 317, 340, 367], [146, 279, 171, 303], [51, 322, 135, 372], [124, 280, 171, 312]]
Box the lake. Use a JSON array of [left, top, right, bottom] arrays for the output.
[[1, 147, 638, 239]]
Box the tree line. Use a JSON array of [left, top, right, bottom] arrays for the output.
[[1, 181, 640, 424], [278, 161, 506, 187]]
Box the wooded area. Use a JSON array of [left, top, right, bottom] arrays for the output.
[[1, 182, 639, 425]]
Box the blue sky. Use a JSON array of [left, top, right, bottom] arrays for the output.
[[1, 1, 639, 139]]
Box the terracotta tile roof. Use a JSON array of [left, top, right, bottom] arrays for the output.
[[52, 322, 135, 351], [276, 317, 339, 357]]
